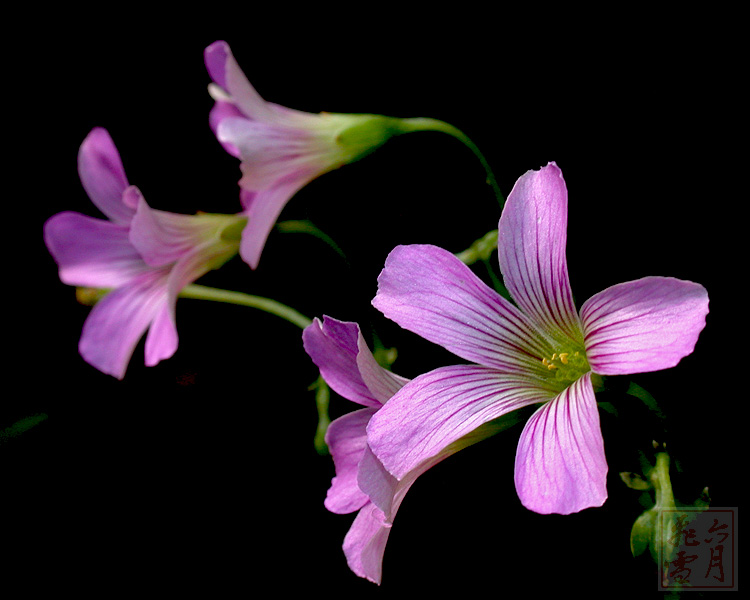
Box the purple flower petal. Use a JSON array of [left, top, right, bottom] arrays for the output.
[[342, 502, 392, 585], [324, 409, 378, 514], [217, 117, 329, 191], [238, 172, 314, 269], [208, 101, 245, 158], [78, 269, 170, 379], [372, 244, 553, 373], [497, 162, 582, 343], [43, 212, 148, 289], [303, 317, 407, 408], [204, 41, 279, 124], [129, 196, 218, 268], [580, 276, 710, 375], [143, 302, 179, 368], [349, 446, 424, 585], [514, 373, 607, 514], [367, 365, 553, 480], [77, 127, 134, 225]]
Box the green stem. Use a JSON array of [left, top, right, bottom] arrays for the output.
[[181, 284, 334, 451], [275, 219, 349, 264], [180, 284, 312, 330], [626, 381, 666, 421], [396, 117, 505, 209], [310, 376, 331, 455], [651, 452, 676, 510]]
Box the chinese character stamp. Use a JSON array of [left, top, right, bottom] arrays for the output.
[[659, 507, 737, 591]]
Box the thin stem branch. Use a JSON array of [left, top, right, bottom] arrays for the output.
[[397, 117, 505, 209], [180, 284, 312, 330]]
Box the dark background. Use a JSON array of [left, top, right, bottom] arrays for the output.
[[11, 8, 739, 597]]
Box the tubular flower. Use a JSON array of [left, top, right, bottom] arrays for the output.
[[367, 162, 709, 515], [204, 40, 409, 269], [44, 127, 246, 379], [303, 317, 503, 584]]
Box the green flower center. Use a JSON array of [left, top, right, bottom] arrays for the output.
[[539, 349, 591, 391]]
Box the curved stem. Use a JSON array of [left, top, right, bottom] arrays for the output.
[[626, 381, 666, 421], [180, 284, 333, 451], [179, 284, 312, 330], [396, 117, 505, 209]]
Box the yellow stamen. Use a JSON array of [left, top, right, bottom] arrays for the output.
[[559, 353, 569, 364]]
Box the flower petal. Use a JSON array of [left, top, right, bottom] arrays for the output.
[[303, 317, 406, 408], [348, 446, 423, 585], [144, 302, 179, 368], [514, 373, 608, 514], [367, 364, 552, 480], [497, 162, 582, 343], [580, 276, 709, 375], [372, 244, 553, 372], [78, 269, 170, 379], [208, 101, 245, 158], [237, 173, 313, 269], [342, 502, 391, 585], [44, 212, 147, 289], [204, 41, 279, 124], [140, 231, 240, 369], [216, 117, 335, 191], [324, 409, 378, 514], [77, 127, 133, 225]]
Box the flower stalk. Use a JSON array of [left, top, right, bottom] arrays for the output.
[[394, 117, 505, 209], [179, 284, 312, 330]]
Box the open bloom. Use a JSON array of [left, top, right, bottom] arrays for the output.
[[367, 162, 709, 515], [204, 40, 408, 269], [44, 127, 246, 379], [304, 317, 505, 583]]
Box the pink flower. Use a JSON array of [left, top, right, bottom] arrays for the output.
[[303, 317, 503, 583], [204, 40, 406, 269], [367, 162, 709, 515], [44, 128, 246, 379]]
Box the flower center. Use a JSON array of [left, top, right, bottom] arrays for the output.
[[540, 349, 590, 389]]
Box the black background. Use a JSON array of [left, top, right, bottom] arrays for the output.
[[12, 8, 739, 597]]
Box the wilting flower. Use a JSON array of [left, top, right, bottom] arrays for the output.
[[44, 127, 246, 379], [204, 40, 412, 269], [303, 316, 507, 583], [367, 162, 709, 515]]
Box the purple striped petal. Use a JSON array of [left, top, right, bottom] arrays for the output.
[[580, 276, 709, 375], [217, 117, 330, 191], [497, 162, 582, 343], [77, 128, 133, 225], [129, 196, 216, 268], [237, 172, 313, 269], [143, 301, 178, 368], [514, 373, 607, 514], [78, 269, 170, 379], [204, 41, 278, 124], [342, 502, 392, 585], [303, 317, 408, 407], [303, 318, 382, 408], [140, 232, 239, 368], [372, 244, 553, 373], [350, 446, 425, 585], [324, 409, 378, 514], [367, 365, 553, 480], [43, 212, 147, 289], [208, 101, 244, 158]]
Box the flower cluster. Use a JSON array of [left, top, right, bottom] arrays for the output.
[[304, 162, 708, 582], [45, 40, 710, 586]]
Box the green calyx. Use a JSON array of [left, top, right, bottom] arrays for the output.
[[329, 113, 405, 163], [218, 215, 249, 243]]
